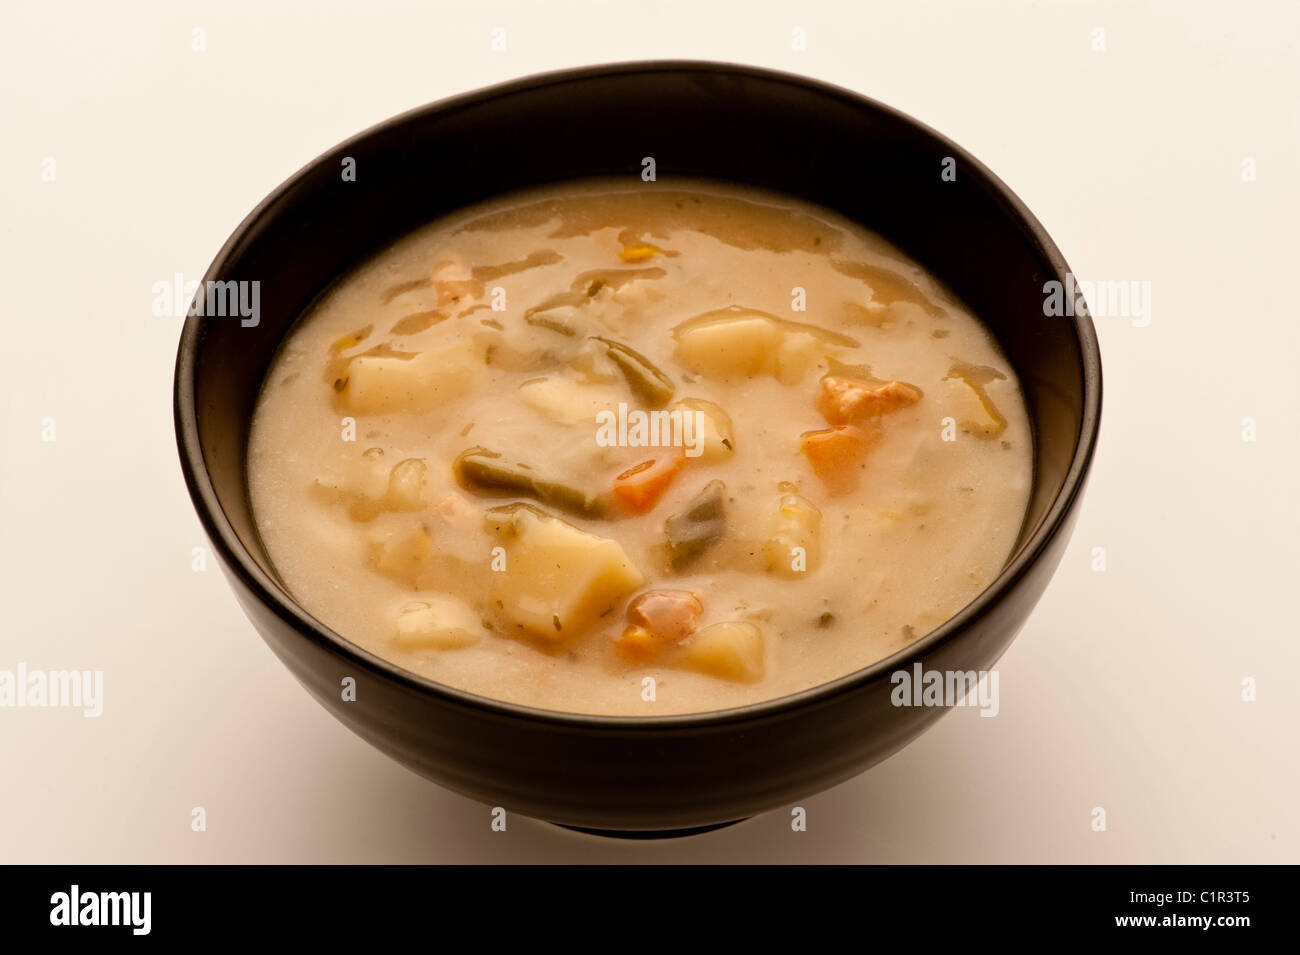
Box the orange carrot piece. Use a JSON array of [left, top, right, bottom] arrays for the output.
[[612, 448, 687, 513], [800, 424, 878, 495], [616, 590, 704, 664], [816, 376, 922, 425], [628, 590, 703, 642], [615, 625, 661, 663]]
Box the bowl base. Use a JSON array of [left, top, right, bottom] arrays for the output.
[[555, 818, 747, 839]]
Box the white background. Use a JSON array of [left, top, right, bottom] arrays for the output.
[[1, 0, 1296, 862]]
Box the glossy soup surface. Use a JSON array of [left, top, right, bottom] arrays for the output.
[[248, 178, 1032, 715]]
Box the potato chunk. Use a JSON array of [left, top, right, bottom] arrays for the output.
[[394, 595, 485, 650], [773, 331, 825, 384], [486, 505, 644, 641], [366, 522, 436, 587], [763, 493, 822, 577], [672, 307, 857, 384], [344, 339, 484, 415], [384, 458, 433, 511], [683, 621, 765, 682], [309, 448, 392, 521], [517, 375, 623, 426], [675, 314, 780, 378], [312, 454, 433, 521], [673, 397, 734, 461]]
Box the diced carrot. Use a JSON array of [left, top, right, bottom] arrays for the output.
[[800, 424, 879, 495], [619, 242, 662, 263], [628, 590, 703, 642], [816, 375, 922, 425], [612, 448, 687, 513], [616, 590, 704, 664], [615, 625, 661, 663]]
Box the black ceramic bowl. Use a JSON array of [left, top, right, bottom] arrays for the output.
[[174, 61, 1101, 835]]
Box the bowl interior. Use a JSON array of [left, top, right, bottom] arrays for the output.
[[180, 62, 1096, 656]]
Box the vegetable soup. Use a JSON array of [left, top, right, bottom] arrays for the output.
[[247, 178, 1032, 715]]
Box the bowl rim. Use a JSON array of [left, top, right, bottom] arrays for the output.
[[174, 58, 1102, 732]]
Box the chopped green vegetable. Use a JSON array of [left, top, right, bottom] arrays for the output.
[[454, 447, 607, 517], [590, 336, 675, 408], [524, 305, 579, 336], [483, 501, 550, 537], [665, 480, 726, 570]]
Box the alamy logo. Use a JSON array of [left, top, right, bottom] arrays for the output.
[[50, 885, 151, 935], [890, 663, 999, 717], [152, 272, 260, 326], [0, 663, 102, 717], [595, 403, 706, 457], [1042, 273, 1151, 327]]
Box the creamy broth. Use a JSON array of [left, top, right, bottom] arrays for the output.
[[247, 178, 1032, 716]]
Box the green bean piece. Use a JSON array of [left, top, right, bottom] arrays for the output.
[[665, 479, 726, 570], [523, 303, 580, 336], [590, 337, 675, 408], [483, 501, 551, 538], [453, 447, 607, 518]]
